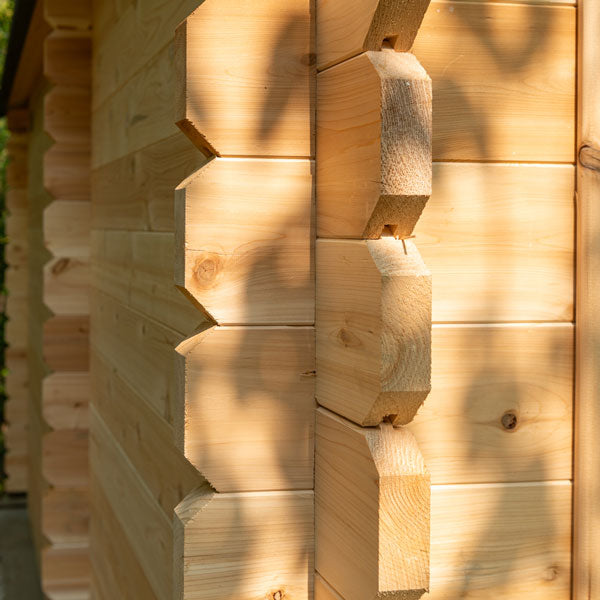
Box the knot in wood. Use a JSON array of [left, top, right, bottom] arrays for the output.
[[336, 327, 361, 348], [501, 411, 518, 431], [51, 257, 71, 275], [194, 253, 222, 287]]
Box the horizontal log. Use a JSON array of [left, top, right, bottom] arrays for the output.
[[175, 325, 315, 492], [43, 316, 89, 372], [175, 158, 314, 325], [174, 487, 314, 600], [175, 0, 313, 157]]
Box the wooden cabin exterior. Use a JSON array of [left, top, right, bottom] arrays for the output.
[[0, 0, 597, 598]]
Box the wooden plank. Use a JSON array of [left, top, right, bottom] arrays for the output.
[[41, 545, 90, 600], [316, 0, 430, 70], [91, 230, 201, 337], [43, 31, 91, 88], [418, 162, 574, 323], [175, 158, 314, 325], [92, 0, 202, 110], [92, 42, 182, 170], [413, 1, 575, 162], [43, 429, 88, 488], [44, 144, 91, 202], [43, 489, 89, 545], [174, 487, 314, 600], [174, 0, 313, 157], [317, 237, 431, 426], [90, 407, 179, 600], [91, 133, 206, 232], [90, 475, 160, 600], [316, 408, 430, 600], [45, 200, 90, 258], [43, 256, 89, 315], [409, 323, 573, 484], [44, 0, 92, 30], [317, 50, 431, 239], [44, 87, 91, 145], [91, 351, 204, 518], [91, 291, 185, 422], [315, 575, 344, 600], [428, 482, 571, 599], [43, 316, 89, 372], [574, 0, 600, 596], [42, 373, 89, 430], [176, 326, 315, 492]]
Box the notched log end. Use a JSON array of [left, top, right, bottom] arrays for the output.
[[366, 0, 431, 52], [364, 194, 429, 239], [364, 390, 430, 427]]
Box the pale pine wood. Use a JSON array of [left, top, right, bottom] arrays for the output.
[[317, 237, 431, 426], [43, 429, 88, 487], [174, 0, 313, 157], [45, 200, 90, 258], [44, 256, 89, 315], [317, 50, 431, 239], [315, 575, 344, 600], [44, 87, 91, 146], [175, 326, 315, 492], [44, 0, 91, 30], [574, 0, 600, 597], [174, 487, 314, 600], [43, 489, 89, 545], [91, 291, 186, 423], [92, 0, 202, 110], [175, 158, 314, 325], [420, 162, 574, 323], [43, 31, 91, 88], [90, 474, 160, 600], [91, 230, 203, 337], [316, 408, 430, 600], [43, 316, 89, 372], [92, 43, 180, 170], [91, 133, 207, 232], [90, 407, 176, 600], [428, 482, 572, 599], [410, 324, 573, 484], [91, 351, 204, 518], [414, 1, 575, 162], [41, 545, 91, 600], [316, 0, 431, 70], [42, 373, 89, 430], [44, 143, 91, 203]]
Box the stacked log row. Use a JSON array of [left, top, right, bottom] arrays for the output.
[[34, 1, 92, 597], [315, 2, 433, 599], [173, 2, 315, 598], [3, 113, 30, 493]]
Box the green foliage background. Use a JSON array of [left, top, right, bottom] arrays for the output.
[[0, 0, 15, 492]]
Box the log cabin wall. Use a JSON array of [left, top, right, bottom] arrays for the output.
[[408, 0, 575, 597], [89, 1, 208, 598]]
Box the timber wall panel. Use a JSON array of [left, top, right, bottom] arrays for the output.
[[314, 0, 576, 598], [89, 1, 214, 597]]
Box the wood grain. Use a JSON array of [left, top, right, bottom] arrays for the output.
[[317, 237, 431, 426], [574, 0, 600, 596], [175, 158, 314, 325], [174, 487, 314, 600], [175, 0, 314, 157], [413, 0, 575, 162], [409, 324, 574, 484], [316, 408, 430, 600], [317, 50, 431, 239], [175, 326, 315, 492], [420, 162, 575, 323]]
